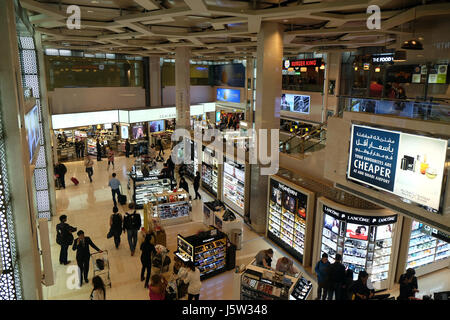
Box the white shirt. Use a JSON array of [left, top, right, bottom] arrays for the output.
[[184, 268, 202, 295]]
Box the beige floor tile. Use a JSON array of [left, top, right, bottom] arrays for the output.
[[43, 155, 450, 300]]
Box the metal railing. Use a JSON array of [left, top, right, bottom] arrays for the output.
[[337, 95, 450, 123]]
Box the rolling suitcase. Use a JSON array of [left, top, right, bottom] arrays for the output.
[[118, 193, 127, 205], [71, 177, 79, 185]]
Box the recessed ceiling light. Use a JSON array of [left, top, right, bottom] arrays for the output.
[[283, 20, 288, 23], [88, 10, 94, 13], [91, 0, 99, 3]]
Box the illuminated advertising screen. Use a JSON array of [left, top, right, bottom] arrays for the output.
[[216, 88, 241, 103], [149, 120, 165, 133], [24, 105, 40, 163], [348, 124, 448, 212], [120, 125, 129, 139], [281, 94, 310, 114]]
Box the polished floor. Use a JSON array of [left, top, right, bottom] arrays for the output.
[[43, 154, 450, 300]]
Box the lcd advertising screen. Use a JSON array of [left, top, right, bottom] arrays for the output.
[[149, 120, 165, 133], [281, 94, 310, 114], [348, 125, 448, 212], [121, 125, 129, 139], [24, 105, 40, 163], [216, 88, 241, 103], [132, 125, 145, 139]]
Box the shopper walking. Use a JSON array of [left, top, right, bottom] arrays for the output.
[[75, 140, 81, 159], [183, 261, 202, 301], [166, 155, 175, 179], [72, 230, 102, 287], [314, 253, 330, 300], [327, 253, 346, 300], [140, 233, 156, 288], [398, 268, 419, 300], [193, 171, 201, 200], [107, 148, 115, 170], [107, 206, 123, 249], [108, 173, 121, 207], [56, 214, 77, 265], [54, 162, 67, 189], [90, 276, 106, 300], [157, 136, 164, 156], [255, 249, 273, 269], [123, 210, 141, 256], [84, 155, 94, 183], [179, 177, 189, 194], [96, 139, 102, 161], [80, 139, 85, 158], [125, 139, 131, 158], [149, 274, 167, 300]]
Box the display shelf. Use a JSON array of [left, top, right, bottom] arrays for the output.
[[408, 250, 435, 263], [435, 250, 450, 260], [176, 229, 227, 280]]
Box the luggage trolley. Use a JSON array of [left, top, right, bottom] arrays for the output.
[[91, 250, 111, 288]]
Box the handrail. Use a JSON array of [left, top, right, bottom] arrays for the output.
[[336, 95, 450, 105]]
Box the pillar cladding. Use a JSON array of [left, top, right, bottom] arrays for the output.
[[175, 47, 191, 129], [248, 22, 283, 233], [255, 22, 283, 137], [149, 56, 161, 107]]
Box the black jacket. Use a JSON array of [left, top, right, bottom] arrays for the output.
[[140, 241, 156, 265], [351, 279, 370, 300], [125, 141, 130, 151], [72, 237, 100, 260], [54, 163, 67, 176], [56, 222, 77, 246], [193, 175, 200, 189], [123, 212, 142, 231], [179, 180, 189, 193], [398, 275, 418, 300], [328, 261, 346, 285]]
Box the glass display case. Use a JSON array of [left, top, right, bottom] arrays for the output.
[[267, 178, 308, 264], [240, 263, 311, 300], [175, 229, 227, 280], [319, 205, 397, 283], [185, 138, 198, 179], [223, 160, 245, 212], [407, 221, 450, 270], [149, 190, 191, 225], [201, 146, 219, 198], [128, 170, 171, 209]]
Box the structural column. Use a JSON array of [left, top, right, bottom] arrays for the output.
[[175, 47, 191, 129], [322, 51, 342, 121], [149, 56, 162, 107], [0, 0, 43, 299], [248, 22, 283, 232]]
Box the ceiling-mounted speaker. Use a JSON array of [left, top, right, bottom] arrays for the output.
[[393, 50, 407, 62]]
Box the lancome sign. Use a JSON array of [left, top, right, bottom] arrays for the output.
[[348, 124, 447, 212]]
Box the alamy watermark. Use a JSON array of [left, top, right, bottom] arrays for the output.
[[170, 123, 279, 176], [367, 5, 381, 30], [66, 5, 81, 30]]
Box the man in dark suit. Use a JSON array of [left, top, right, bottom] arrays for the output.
[[72, 230, 102, 286], [56, 215, 77, 265]]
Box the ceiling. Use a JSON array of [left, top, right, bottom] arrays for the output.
[[19, 0, 450, 59]]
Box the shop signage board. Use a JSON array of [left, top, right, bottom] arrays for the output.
[[24, 104, 41, 163], [348, 124, 448, 212], [216, 88, 241, 103], [283, 58, 321, 70], [323, 205, 397, 226], [371, 53, 394, 64]]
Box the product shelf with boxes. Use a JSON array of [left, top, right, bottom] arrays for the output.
[[147, 189, 192, 226], [240, 262, 312, 300], [128, 167, 172, 209], [398, 220, 450, 275], [175, 228, 228, 280]]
